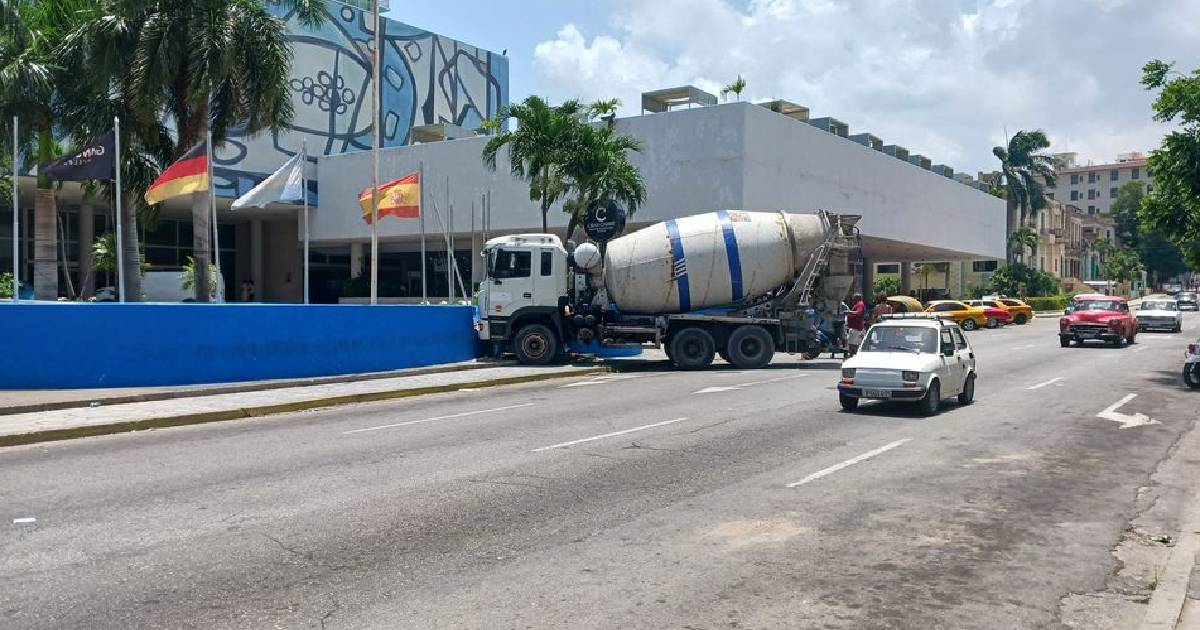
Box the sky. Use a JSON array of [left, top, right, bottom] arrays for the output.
[[389, 0, 1200, 176]]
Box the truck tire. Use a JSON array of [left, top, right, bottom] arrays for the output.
[[513, 324, 559, 365], [725, 325, 776, 369], [669, 327, 716, 371]]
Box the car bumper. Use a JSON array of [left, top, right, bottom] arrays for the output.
[[1138, 321, 1179, 331], [1178, 304, 1198, 311], [1061, 331, 1122, 342], [838, 384, 926, 400]]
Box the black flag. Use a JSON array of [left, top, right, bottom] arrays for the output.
[[41, 131, 116, 181]]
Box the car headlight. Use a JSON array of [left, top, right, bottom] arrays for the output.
[[841, 368, 855, 384], [902, 371, 920, 383]]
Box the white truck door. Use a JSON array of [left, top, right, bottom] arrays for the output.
[[485, 248, 534, 318]]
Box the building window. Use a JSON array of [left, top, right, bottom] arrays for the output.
[[1088, 172, 1098, 184], [1070, 190, 1079, 201], [1070, 174, 1080, 185], [1111, 169, 1119, 181], [1088, 205, 1096, 213], [1110, 187, 1119, 199], [875, 263, 900, 274], [1046, 192, 1055, 199], [1088, 189, 1097, 200], [972, 260, 998, 273], [1132, 167, 1140, 180]]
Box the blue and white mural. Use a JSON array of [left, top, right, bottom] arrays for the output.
[[214, 1, 509, 203]]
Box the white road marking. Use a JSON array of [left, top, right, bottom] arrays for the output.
[[12, 517, 35, 524], [1028, 377, 1063, 390], [1015, 344, 1036, 350], [1097, 393, 1160, 429], [531, 417, 689, 452], [787, 439, 912, 488], [695, 374, 806, 394], [342, 403, 535, 435], [558, 373, 665, 388]]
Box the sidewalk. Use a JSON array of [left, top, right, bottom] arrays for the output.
[[0, 362, 604, 447]]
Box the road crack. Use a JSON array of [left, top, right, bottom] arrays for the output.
[[255, 531, 315, 562]]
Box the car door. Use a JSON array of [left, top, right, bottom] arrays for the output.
[[938, 327, 958, 393], [950, 326, 972, 391]]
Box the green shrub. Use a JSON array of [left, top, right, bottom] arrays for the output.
[[0, 272, 11, 299], [1025, 295, 1069, 312], [872, 276, 899, 296], [989, 263, 1060, 297]]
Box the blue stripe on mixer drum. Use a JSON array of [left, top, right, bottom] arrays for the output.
[[665, 219, 691, 312], [716, 210, 744, 302]]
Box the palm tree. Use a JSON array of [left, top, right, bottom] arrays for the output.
[[588, 98, 621, 127], [560, 123, 646, 241], [1007, 226, 1039, 265], [993, 130, 1058, 264], [482, 96, 583, 233], [0, 0, 98, 300], [74, 0, 326, 301], [722, 75, 747, 102]]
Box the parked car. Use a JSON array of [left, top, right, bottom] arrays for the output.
[[839, 314, 976, 415], [1059, 295, 1138, 347], [924, 300, 989, 331], [994, 298, 1034, 324], [964, 300, 1013, 328], [1137, 298, 1183, 333], [1176, 291, 1198, 311], [885, 295, 925, 313], [1184, 340, 1200, 388]]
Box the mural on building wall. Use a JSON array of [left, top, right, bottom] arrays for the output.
[[214, 1, 508, 202]]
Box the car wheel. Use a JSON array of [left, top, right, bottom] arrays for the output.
[[1184, 364, 1200, 389], [1113, 335, 1126, 348], [1060, 336, 1071, 348], [1014, 313, 1029, 325], [961, 319, 978, 331], [1175, 324, 1183, 334], [839, 393, 859, 411], [920, 380, 941, 416], [669, 327, 716, 371], [513, 324, 560, 365], [1127, 332, 1136, 344], [986, 317, 998, 329], [726, 325, 776, 369], [958, 373, 976, 405]]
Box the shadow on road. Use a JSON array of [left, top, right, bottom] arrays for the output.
[[599, 358, 845, 373]]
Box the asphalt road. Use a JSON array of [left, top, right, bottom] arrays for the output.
[[3, 315, 1199, 629]]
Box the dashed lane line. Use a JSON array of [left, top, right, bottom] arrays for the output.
[[786, 439, 913, 488], [342, 403, 535, 435], [1028, 377, 1064, 390], [531, 417, 690, 452]]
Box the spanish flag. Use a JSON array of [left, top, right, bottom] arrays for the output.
[[360, 171, 420, 223], [145, 141, 208, 205]]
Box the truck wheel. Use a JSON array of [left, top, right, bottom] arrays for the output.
[[669, 327, 716, 370], [961, 319, 978, 331], [1014, 313, 1028, 325], [726, 325, 776, 369], [919, 380, 941, 416], [513, 324, 559, 365]]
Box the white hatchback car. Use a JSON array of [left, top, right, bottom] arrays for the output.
[[838, 315, 977, 415]]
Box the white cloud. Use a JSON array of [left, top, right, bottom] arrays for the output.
[[531, 0, 1200, 175]]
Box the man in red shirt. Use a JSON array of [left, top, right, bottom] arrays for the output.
[[845, 293, 866, 354]]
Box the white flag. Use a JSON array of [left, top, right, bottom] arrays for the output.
[[231, 153, 305, 209]]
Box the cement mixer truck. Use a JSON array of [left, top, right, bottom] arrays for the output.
[[475, 209, 861, 369]]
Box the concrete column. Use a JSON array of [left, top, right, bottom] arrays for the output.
[[250, 219, 264, 297], [958, 261, 966, 297], [861, 257, 873, 297], [33, 189, 58, 300], [350, 242, 364, 278], [900, 261, 913, 295], [77, 204, 94, 297]]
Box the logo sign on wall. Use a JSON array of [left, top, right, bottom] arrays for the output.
[[584, 199, 627, 243]]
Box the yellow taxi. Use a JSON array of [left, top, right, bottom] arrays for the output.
[[924, 300, 990, 331], [885, 295, 925, 313], [992, 297, 1035, 325]]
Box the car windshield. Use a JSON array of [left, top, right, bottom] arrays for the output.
[[1178, 293, 1197, 301], [860, 326, 938, 354], [1075, 300, 1122, 312], [1140, 301, 1178, 311]]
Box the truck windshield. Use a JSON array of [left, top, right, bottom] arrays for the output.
[[1075, 300, 1122, 312], [489, 249, 532, 279], [860, 326, 938, 354]]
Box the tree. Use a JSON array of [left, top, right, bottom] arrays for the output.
[[990, 263, 1059, 297], [722, 75, 747, 102], [1007, 226, 1038, 265], [1096, 238, 1143, 286], [872, 276, 899, 297], [588, 98, 621, 128], [913, 263, 937, 292], [993, 130, 1058, 264], [1109, 180, 1186, 286], [0, 0, 99, 299], [482, 96, 583, 233], [559, 122, 647, 241], [74, 0, 326, 301], [1140, 60, 1200, 268]]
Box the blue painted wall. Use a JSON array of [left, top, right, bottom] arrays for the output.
[[0, 303, 478, 389]]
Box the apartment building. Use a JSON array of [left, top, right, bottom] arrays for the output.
[[1049, 152, 1150, 215]]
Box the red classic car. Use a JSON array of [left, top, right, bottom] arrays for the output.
[[1059, 295, 1138, 347]]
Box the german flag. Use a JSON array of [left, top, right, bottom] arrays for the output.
[[145, 141, 208, 205], [359, 171, 420, 223]]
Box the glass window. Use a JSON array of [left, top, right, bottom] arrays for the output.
[[1070, 174, 1080, 185], [144, 219, 177, 246], [1111, 169, 1119, 181], [1110, 187, 1118, 199], [1139, 301, 1177, 311], [972, 260, 998, 272], [940, 330, 954, 353], [1132, 168, 1140, 180], [1070, 190, 1079, 201], [932, 303, 960, 312], [1088, 172, 1097, 183], [876, 263, 900, 274], [951, 327, 968, 349], [860, 325, 937, 354], [1075, 299, 1122, 312], [491, 250, 531, 278], [540, 251, 553, 276]]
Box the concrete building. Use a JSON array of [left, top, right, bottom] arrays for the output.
[[3, 0, 507, 300], [314, 100, 1006, 302], [1049, 152, 1149, 215]]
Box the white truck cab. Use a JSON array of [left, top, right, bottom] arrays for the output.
[[477, 234, 570, 362]]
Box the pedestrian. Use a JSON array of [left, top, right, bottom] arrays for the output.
[[846, 292, 866, 355], [873, 293, 894, 323], [240, 279, 256, 303]]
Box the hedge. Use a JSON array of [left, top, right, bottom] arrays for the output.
[[1024, 295, 1069, 312]]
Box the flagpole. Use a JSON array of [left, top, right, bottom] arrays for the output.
[[369, 0, 381, 305], [113, 117, 126, 302], [419, 160, 426, 303], [11, 116, 18, 300], [446, 175, 452, 302], [207, 129, 222, 303], [302, 139, 310, 305]]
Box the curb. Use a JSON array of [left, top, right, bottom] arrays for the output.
[[1139, 486, 1200, 630], [0, 368, 608, 449], [0, 360, 515, 417]]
